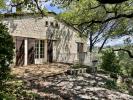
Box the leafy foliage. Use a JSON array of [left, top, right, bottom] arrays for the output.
[[101, 49, 121, 74], [0, 23, 14, 89], [105, 79, 117, 90], [0, 0, 6, 8], [116, 38, 133, 77], [118, 47, 133, 77], [55, 0, 133, 52]]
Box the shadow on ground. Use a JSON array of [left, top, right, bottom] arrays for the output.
[[12, 64, 133, 100]]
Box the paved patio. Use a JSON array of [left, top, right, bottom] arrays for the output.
[[11, 63, 70, 80], [11, 64, 133, 100]]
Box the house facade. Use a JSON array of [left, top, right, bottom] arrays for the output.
[[2, 13, 90, 66]]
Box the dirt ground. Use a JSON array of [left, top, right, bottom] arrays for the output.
[[11, 63, 133, 100], [11, 63, 70, 80]]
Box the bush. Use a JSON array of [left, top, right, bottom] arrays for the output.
[[0, 23, 14, 84], [117, 47, 133, 77], [105, 79, 117, 90], [117, 83, 128, 93], [0, 23, 14, 99], [0, 92, 16, 100], [101, 49, 121, 74]]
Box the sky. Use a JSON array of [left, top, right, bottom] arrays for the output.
[[4, 0, 63, 14], [41, 1, 63, 14], [95, 35, 133, 47], [0, 0, 63, 15]]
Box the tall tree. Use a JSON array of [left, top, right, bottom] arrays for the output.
[[56, 0, 131, 52], [51, 0, 133, 26]]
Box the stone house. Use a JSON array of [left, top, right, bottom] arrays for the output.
[[1, 13, 90, 66]]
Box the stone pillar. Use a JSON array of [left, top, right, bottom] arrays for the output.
[[45, 39, 47, 62], [24, 38, 28, 66]]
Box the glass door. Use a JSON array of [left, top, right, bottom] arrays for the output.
[[35, 40, 45, 64]]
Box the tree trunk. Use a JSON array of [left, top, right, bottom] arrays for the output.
[[98, 36, 108, 53]]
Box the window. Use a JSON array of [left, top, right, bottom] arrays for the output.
[[55, 22, 59, 28], [50, 22, 54, 27], [77, 43, 84, 53], [35, 40, 45, 59], [45, 21, 48, 27]]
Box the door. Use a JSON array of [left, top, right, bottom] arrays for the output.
[[35, 40, 45, 64], [16, 37, 24, 66], [47, 40, 53, 63]]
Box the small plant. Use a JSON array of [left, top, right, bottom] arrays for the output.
[[0, 23, 14, 86], [105, 79, 117, 90], [0, 92, 16, 100], [117, 83, 128, 93]]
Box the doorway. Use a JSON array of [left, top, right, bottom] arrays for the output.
[[35, 40, 45, 64]]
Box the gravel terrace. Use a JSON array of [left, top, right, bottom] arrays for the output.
[[11, 64, 133, 100]]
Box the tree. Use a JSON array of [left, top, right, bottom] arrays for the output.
[[0, 23, 14, 89], [51, 0, 130, 5], [53, 0, 133, 56], [0, 0, 5, 8], [51, 0, 133, 29], [101, 49, 121, 76], [56, 0, 131, 52]]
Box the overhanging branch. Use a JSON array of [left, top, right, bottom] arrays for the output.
[[113, 48, 133, 58], [78, 12, 133, 27], [97, 0, 128, 4]]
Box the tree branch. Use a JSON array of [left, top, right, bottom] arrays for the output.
[[11, 2, 24, 7], [78, 12, 133, 27], [34, 0, 45, 17], [97, 0, 128, 4], [113, 48, 133, 58]]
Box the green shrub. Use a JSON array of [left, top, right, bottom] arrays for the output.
[[0, 23, 14, 99], [0, 23, 14, 84], [0, 92, 16, 100], [105, 79, 117, 90], [117, 83, 128, 93], [117, 47, 133, 77], [101, 49, 121, 74]]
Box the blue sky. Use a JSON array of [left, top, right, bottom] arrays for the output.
[[95, 35, 133, 47], [4, 0, 63, 14], [42, 1, 63, 14]]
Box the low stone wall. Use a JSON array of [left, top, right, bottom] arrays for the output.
[[67, 68, 87, 75]]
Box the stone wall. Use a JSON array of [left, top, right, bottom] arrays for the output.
[[1, 14, 89, 65]]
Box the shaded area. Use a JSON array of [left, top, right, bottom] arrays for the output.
[[11, 64, 133, 100]]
